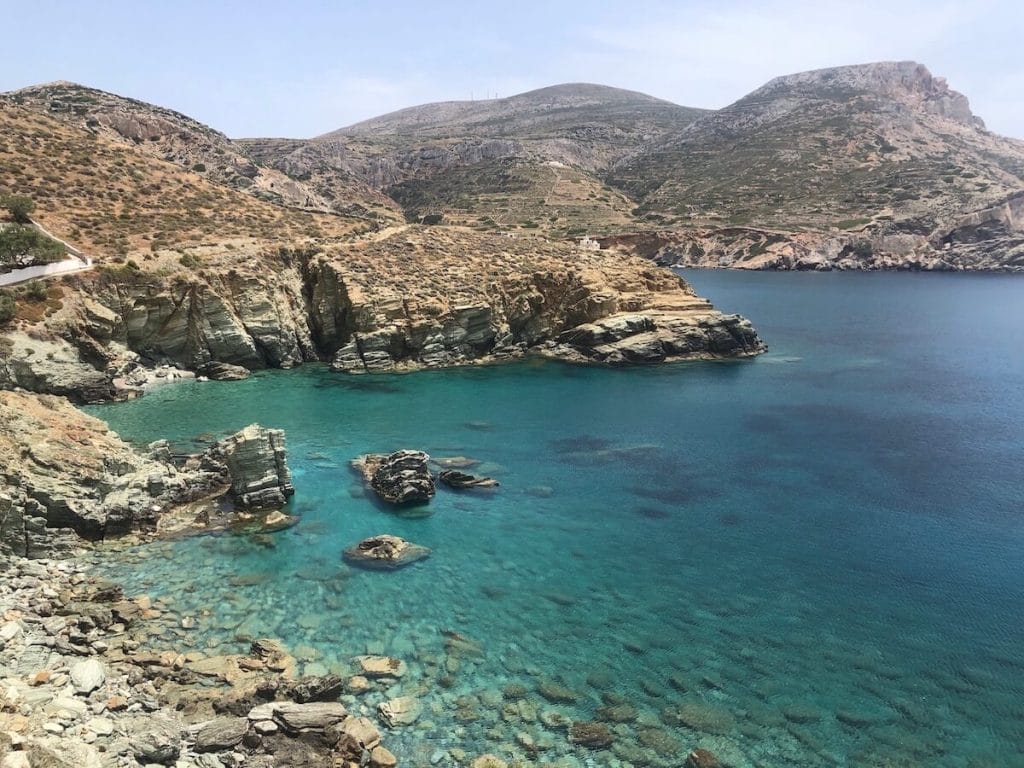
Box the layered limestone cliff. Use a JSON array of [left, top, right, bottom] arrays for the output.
[[0, 392, 295, 557], [0, 227, 764, 400], [599, 194, 1024, 272]]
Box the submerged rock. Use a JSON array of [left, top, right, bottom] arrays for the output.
[[439, 469, 500, 490], [685, 748, 722, 768], [354, 655, 408, 679], [355, 450, 436, 505], [569, 721, 614, 749], [261, 509, 299, 532], [343, 535, 431, 570], [378, 695, 423, 727]]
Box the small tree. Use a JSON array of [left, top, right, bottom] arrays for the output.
[[1, 194, 36, 223], [0, 224, 65, 267]]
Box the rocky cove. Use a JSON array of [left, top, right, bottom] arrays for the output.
[[5, 268, 1024, 767]]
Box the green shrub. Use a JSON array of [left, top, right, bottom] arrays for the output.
[[193, 163, 207, 173], [1, 194, 35, 223], [24, 281, 48, 301], [0, 291, 15, 324]]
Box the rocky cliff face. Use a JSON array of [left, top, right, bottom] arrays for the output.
[[0, 227, 764, 401]]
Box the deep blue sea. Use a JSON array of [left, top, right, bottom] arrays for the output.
[[87, 270, 1024, 767]]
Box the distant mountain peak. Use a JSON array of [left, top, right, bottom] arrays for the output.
[[751, 61, 982, 128]]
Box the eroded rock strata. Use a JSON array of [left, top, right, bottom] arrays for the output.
[[0, 392, 293, 558], [0, 227, 764, 402]]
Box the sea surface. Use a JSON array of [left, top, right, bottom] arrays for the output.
[[87, 270, 1024, 767]]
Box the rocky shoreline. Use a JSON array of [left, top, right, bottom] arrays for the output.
[[0, 552, 405, 768]]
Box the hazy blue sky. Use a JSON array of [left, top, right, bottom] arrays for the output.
[[2, 0, 1021, 138]]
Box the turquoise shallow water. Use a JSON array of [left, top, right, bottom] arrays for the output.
[[87, 270, 1024, 767]]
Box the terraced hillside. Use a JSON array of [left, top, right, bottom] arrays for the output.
[[241, 84, 705, 233]]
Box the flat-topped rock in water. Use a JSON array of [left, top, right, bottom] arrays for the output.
[[196, 361, 251, 381], [343, 534, 431, 570], [355, 450, 436, 505], [214, 424, 295, 510], [354, 655, 408, 679], [439, 469, 500, 489]]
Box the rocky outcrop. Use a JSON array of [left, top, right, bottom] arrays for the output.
[[600, 218, 1024, 272], [549, 310, 762, 363], [354, 451, 436, 506], [0, 392, 298, 557], [343, 535, 431, 570], [212, 424, 295, 510], [0, 392, 227, 557], [196, 361, 251, 381]]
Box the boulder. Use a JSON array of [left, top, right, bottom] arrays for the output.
[[130, 716, 181, 764], [192, 717, 248, 752], [288, 674, 345, 703], [369, 746, 398, 768], [343, 534, 431, 570], [438, 469, 499, 489], [270, 702, 348, 733], [378, 695, 423, 727], [70, 658, 105, 695], [214, 424, 295, 510], [356, 450, 435, 505], [339, 715, 382, 750]]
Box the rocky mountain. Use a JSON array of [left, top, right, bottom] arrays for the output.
[[0, 100, 762, 403], [609, 62, 1024, 270], [0, 82, 400, 222], [10, 67, 1020, 268], [240, 84, 706, 236]]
